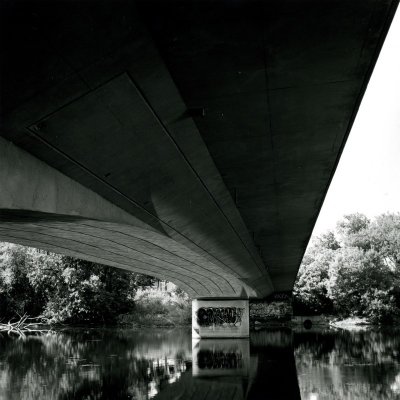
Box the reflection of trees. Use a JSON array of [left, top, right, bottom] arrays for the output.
[[0, 328, 191, 400], [295, 329, 400, 400]]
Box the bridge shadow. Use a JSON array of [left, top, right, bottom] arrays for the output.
[[247, 329, 301, 399]]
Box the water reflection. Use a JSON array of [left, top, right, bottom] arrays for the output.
[[0, 327, 301, 399], [247, 329, 301, 400], [294, 327, 400, 400], [192, 339, 250, 377], [2, 326, 398, 399], [0, 328, 192, 400]]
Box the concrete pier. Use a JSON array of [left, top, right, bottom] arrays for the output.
[[192, 299, 249, 339]]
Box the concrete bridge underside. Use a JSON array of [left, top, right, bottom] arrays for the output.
[[0, 0, 398, 299]]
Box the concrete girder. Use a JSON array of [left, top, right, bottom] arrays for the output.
[[0, 136, 273, 298]]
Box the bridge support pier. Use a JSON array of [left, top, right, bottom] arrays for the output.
[[192, 299, 249, 338]]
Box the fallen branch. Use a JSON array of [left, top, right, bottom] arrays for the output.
[[0, 314, 54, 338]]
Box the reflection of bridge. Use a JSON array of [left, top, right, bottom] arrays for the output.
[[0, 0, 397, 335]]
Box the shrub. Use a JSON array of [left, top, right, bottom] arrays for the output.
[[117, 288, 191, 327]]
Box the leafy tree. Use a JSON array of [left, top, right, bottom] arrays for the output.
[[368, 213, 400, 271], [294, 213, 400, 323], [337, 213, 370, 236], [328, 247, 396, 322], [293, 233, 337, 315], [0, 243, 163, 324], [34, 256, 141, 324], [293, 243, 334, 314], [129, 273, 157, 291], [317, 231, 341, 251], [337, 213, 372, 250], [0, 243, 42, 319]]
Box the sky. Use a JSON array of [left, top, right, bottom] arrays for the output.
[[312, 8, 400, 236]]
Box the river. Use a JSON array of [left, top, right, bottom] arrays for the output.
[[0, 327, 399, 399]]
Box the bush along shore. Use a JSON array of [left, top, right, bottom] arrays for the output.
[[0, 243, 191, 329]]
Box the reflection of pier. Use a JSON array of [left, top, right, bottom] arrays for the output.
[[153, 329, 301, 400], [192, 339, 250, 377], [152, 339, 252, 399]]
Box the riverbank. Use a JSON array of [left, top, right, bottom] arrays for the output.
[[292, 315, 400, 330], [329, 317, 371, 329]]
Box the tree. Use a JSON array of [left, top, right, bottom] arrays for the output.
[[336, 213, 372, 250], [316, 231, 341, 251], [293, 233, 338, 315], [337, 213, 370, 236], [0, 243, 161, 324], [294, 213, 400, 323], [0, 243, 42, 319], [35, 257, 137, 324], [327, 247, 395, 321], [368, 213, 400, 271]]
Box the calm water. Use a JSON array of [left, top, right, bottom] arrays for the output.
[[0, 327, 399, 399]]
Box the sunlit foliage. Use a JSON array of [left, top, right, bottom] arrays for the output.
[[0, 244, 177, 324], [294, 213, 400, 323]]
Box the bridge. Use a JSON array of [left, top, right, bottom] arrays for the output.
[[1, 0, 397, 337]]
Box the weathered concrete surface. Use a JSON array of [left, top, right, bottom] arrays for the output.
[[250, 293, 293, 326], [0, 137, 262, 298], [192, 299, 250, 338], [0, 0, 398, 296]]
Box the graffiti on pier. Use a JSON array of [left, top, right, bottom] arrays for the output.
[[196, 307, 244, 327]]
